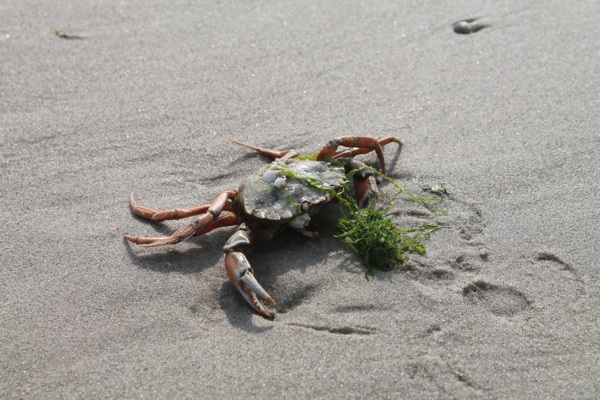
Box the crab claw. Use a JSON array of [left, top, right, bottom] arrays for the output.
[[225, 252, 276, 319]]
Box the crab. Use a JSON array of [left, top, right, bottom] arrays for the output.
[[124, 136, 404, 319]]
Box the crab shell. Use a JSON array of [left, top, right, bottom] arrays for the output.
[[234, 159, 347, 230]]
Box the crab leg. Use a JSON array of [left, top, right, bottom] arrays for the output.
[[129, 192, 234, 222], [124, 190, 238, 247], [317, 136, 395, 174], [124, 214, 241, 245], [336, 158, 380, 209], [223, 224, 276, 319], [191, 213, 241, 236], [332, 136, 404, 161], [230, 139, 299, 160]]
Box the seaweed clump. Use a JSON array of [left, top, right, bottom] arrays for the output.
[[331, 168, 443, 279], [335, 205, 440, 279]]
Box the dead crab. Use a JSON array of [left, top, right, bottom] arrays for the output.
[[124, 136, 403, 319]]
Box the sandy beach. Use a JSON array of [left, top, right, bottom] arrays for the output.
[[2, 0, 599, 398]]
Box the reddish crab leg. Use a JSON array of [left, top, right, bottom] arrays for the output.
[[230, 139, 299, 160], [192, 213, 241, 236], [124, 190, 238, 247], [317, 136, 395, 174], [129, 192, 220, 221], [332, 136, 404, 161], [124, 214, 241, 245]]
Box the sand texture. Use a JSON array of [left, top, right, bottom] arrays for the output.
[[2, 0, 599, 398]]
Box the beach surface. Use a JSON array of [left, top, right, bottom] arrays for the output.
[[2, 1, 599, 398]]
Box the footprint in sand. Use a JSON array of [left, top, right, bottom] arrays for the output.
[[402, 192, 583, 319], [463, 279, 532, 317], [401, 193, 537, 322], [407, 195, 489, 283], [462, 251, 583, 317], [524, 251, 585, 310]]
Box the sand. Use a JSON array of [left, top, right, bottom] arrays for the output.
[[2, 0, 599, 398]]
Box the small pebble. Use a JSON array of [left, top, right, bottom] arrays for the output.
[[453, 21, 472, 34], [453, 18, 489, 34]]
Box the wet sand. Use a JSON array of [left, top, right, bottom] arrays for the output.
[[2, 1, 599, 398]]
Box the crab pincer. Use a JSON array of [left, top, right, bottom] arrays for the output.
[[225, 252, 276, 319]]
